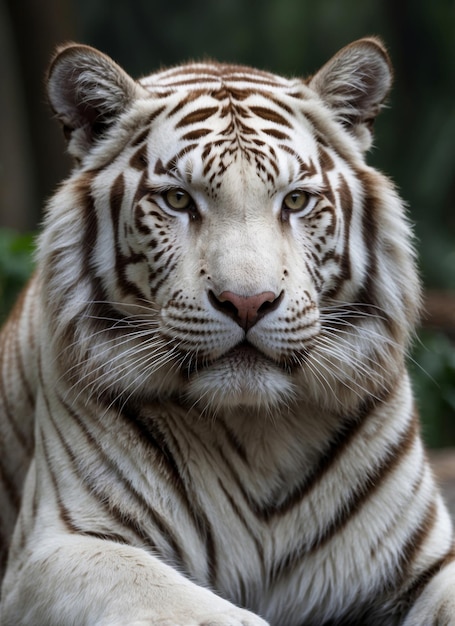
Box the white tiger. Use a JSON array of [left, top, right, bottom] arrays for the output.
[[0, 37, 454, 625]]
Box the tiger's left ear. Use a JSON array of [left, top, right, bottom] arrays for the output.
[[47, 43, 147, 161], [309, 37, 392, 150]]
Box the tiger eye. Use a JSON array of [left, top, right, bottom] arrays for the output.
[[283, 190, 310, 211], [165, 189, 192, 210]]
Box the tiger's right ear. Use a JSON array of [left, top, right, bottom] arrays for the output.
[[47, 43, 146, 160], [308, 37, 392, 151]]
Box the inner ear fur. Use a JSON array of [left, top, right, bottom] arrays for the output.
[[309, 37, 392, 138], [47, 43, 144, 157]]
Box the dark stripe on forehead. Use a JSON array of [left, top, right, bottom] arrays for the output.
[[278, 145, 317, 179], [267, 94, 295, 114], [131, 127, 150, 147], [249, 106, 292, 128], [175, 107, 219, 128], [318, 144, 336, 171], [156, 61, 283, 80], [164, 143, 198, 172], [262, 128, 291, 141], [166, 91, 206, 118], [213, 87, 250, 101], [131, 107, 166, 146], [129, 144, 148, 170], [161, 77, 222, 88], [181, 128, 212, 141]]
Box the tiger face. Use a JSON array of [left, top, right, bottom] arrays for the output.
[[42, 39, 419, 415]]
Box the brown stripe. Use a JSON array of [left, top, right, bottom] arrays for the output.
[[131, 126, 150, 147], [217, 478, 265, 576], [109, 173, 148, 301], [250, 105, 292, 127], [41, 432, 79, 533], [268, 94, 294, 114], [124, 406, 217, 543], [181, 128, 212, 141], [261, 128, 291, 140], [42, 434, 131, 546], [130, 107, 166, 147], [0, 285, 34, 447], [306, 410, 419, 553], [129, 144, 148, 170], [227, 76, 286, 88], [79, 173, 99, 294], [0, 365, 30, 453], [277, 144, 311, 177], [0, 457, 21, 510], [0, 525, 8, 574], [15, 337, 35, 414], [40, 381, 187, 571], [175, 107, 218, 128], [302, 109, 356, 171], [337, 173, 353, 284], [150, 258, 179, 296], [156, 414, 223, 587], [269, 410, 419, 584], [395, 504, 455, 612], [318, 144, 335, 171], [164, 77, 221, 87], [258, 388, 394, 522], [164, 143, 198, 171], [217, 418, 249, 464], [166, 91, 206, 118], [211, 390, 393, 528]]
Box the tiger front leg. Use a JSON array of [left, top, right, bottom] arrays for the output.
[[403, 560, 455, 626], [0, 534, 269, 626]]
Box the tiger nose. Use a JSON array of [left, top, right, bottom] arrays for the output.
[[209, 290, 282, 331]]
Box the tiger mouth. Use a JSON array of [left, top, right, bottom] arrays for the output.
[[224, 340, 263, 358], [182, 340, 295, 376]]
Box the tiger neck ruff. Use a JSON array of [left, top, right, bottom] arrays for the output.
[[1, 38, 454, 626]]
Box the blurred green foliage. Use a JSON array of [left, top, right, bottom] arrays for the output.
[[411, 331, 455, 448], [0, 230, 35, 321]]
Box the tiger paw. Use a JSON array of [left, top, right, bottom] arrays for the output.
[[100, 593, 270, 626], [109, 608, 269, 626], [152, 612, 269, 626]]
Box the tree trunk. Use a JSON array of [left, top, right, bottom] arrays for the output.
[[2, 0, 76, 230]]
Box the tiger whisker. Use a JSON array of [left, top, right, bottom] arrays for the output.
[[310, 344, 386, 403], [65, 337, 179, 404]]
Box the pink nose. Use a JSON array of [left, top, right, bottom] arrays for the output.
[[210, 290, 282, 331]]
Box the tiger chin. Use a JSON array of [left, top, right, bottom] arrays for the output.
[[185, 344, 297, 412], [1, 37, 455, 626]]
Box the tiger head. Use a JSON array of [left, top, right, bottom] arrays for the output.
[[40, 38, 420, 415]]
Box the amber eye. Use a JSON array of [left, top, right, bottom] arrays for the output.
[[165, 188, 192, 210], [283, 190, 310, 212]]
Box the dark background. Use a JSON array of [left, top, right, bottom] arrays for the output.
[[0, 0, 454, 446]]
